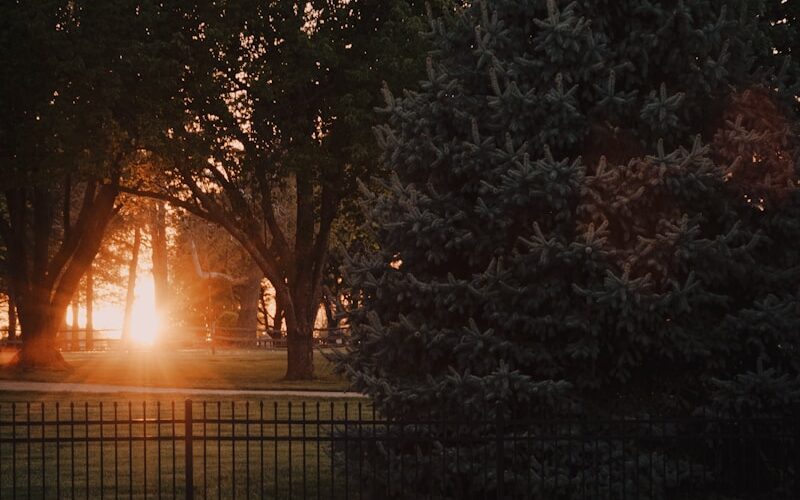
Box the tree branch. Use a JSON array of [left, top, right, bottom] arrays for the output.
[[49, 182, 119, 318], [189, 239, 250, 284], [119, 185, 217, 223], [208, 164, 257, 224], [293, 171, 314, 285], [310, 183, 339, 305], [175, 168, 285, 287], [46, 180, 99, 291], [254, 165, 291, 264]]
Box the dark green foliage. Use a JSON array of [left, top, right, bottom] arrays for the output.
[[338, 0, 800, 496], [0, 0, 187, 183]]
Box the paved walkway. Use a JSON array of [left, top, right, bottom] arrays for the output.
[[0, 380, 366, 398]]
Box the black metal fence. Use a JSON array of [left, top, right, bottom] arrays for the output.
[[0, 400, 796, 499]]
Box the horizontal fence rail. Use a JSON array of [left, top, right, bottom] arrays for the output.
[[0, 327, 352, 351], [0, 400, 796, 499]]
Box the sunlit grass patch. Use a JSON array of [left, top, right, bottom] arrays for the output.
[[0, 349, 348, 392]]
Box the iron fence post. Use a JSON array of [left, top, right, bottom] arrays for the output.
[[185, 399, 194, 500]]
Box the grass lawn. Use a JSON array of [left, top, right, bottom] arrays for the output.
[[0, 348, 349, 392], [0, 392, 374, 499]]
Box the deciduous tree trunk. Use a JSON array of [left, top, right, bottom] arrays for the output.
[[282, 274, 316, 380], [14, 283, 72, 368], [122, 225, 142, 345], [7, 294, 17, 340], [70, 301, 79, 351], [322, 289, 340, 331], [286, 325, 314, 379], [258, 283, 269, 335], [151, 202, 169, 328], [85, 267, 94, 352], [13, 325, 66, 367], [0, 180, 119, 369], [278, 173, 327, 380], [272, 291, 285, 338], [234, 264, 262, 340]]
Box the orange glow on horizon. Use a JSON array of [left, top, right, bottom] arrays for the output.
[[65, 274, 162, 347], [129, 278, 160, 346]]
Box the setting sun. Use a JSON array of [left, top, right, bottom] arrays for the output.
[[129, 278, 160, 346], [64, 273, 162, 347]]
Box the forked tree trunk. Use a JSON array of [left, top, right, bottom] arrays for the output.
[[122, 225, 142, 345], [2, 181, 119, 368]]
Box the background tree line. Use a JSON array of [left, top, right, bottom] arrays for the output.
[[0, 0, 451, 378]]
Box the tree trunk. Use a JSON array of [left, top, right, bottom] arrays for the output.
[[70, 301, 79, 351], [151, 202, 169, 327], [258, 283, 269, 335], [235, 264, 262, 340], [9, 186, 69, 368], [14, 290, 71, 369], [122, 225, 142, 345], [85, 267, 94, 351], [3, 180, 119, 369], [272, 293, 284, 339], [322, 291, 340, 330], [285, 321, 314, 379], [13, 325, 69, 368], [282, 280, 315, 380], [7, 294, 17, 340]]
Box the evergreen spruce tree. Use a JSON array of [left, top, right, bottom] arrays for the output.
[[338, 0, 800, 497]]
